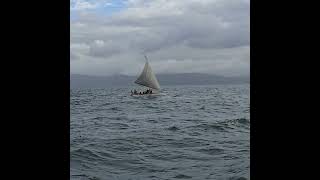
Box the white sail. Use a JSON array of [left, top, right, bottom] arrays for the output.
[[134, 56, 160, 90]]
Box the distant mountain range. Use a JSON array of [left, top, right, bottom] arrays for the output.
[[70, 73, 249, 88]]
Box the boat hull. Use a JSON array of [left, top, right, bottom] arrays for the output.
[[131, 93, 160, 96], [130, 93, 162, 97]]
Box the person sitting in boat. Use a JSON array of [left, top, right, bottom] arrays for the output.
[[139, 92, 142, 95], [150, 90, 152, 94]]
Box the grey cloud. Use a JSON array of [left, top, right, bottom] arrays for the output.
[[70, 51, 80, 61], [71, 0, 250, 76], [88, 40, 123, 58]]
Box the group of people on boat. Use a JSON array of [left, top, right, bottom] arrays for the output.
[[131, 89, 153, 95]]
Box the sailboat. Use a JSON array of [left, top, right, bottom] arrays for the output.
[[131, 55, 160, 96]]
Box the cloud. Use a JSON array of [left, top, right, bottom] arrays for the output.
[[70, 0, 98, 11], [71, 0, 250, 76], [104, 2, 113, 7]]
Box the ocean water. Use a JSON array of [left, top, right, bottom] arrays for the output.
[[70, 84, 250, 180]]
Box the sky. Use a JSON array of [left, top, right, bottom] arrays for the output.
[[70, 0, 250, 77]]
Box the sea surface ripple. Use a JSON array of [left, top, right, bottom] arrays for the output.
[[71, 84, 250, 180]]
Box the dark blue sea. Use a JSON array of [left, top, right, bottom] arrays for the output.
[[70, 84, 250, 180]]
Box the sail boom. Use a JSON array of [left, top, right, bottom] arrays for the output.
[[134, 80, 160, 90]]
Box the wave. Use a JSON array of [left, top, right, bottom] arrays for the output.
[[174, 174, 192, 179], [167, 126, 180, 131]]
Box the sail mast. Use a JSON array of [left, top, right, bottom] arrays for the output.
[[144, 54, 148, 62]]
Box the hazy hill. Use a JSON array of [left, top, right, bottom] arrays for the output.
[[70, 73, 249, 88]]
